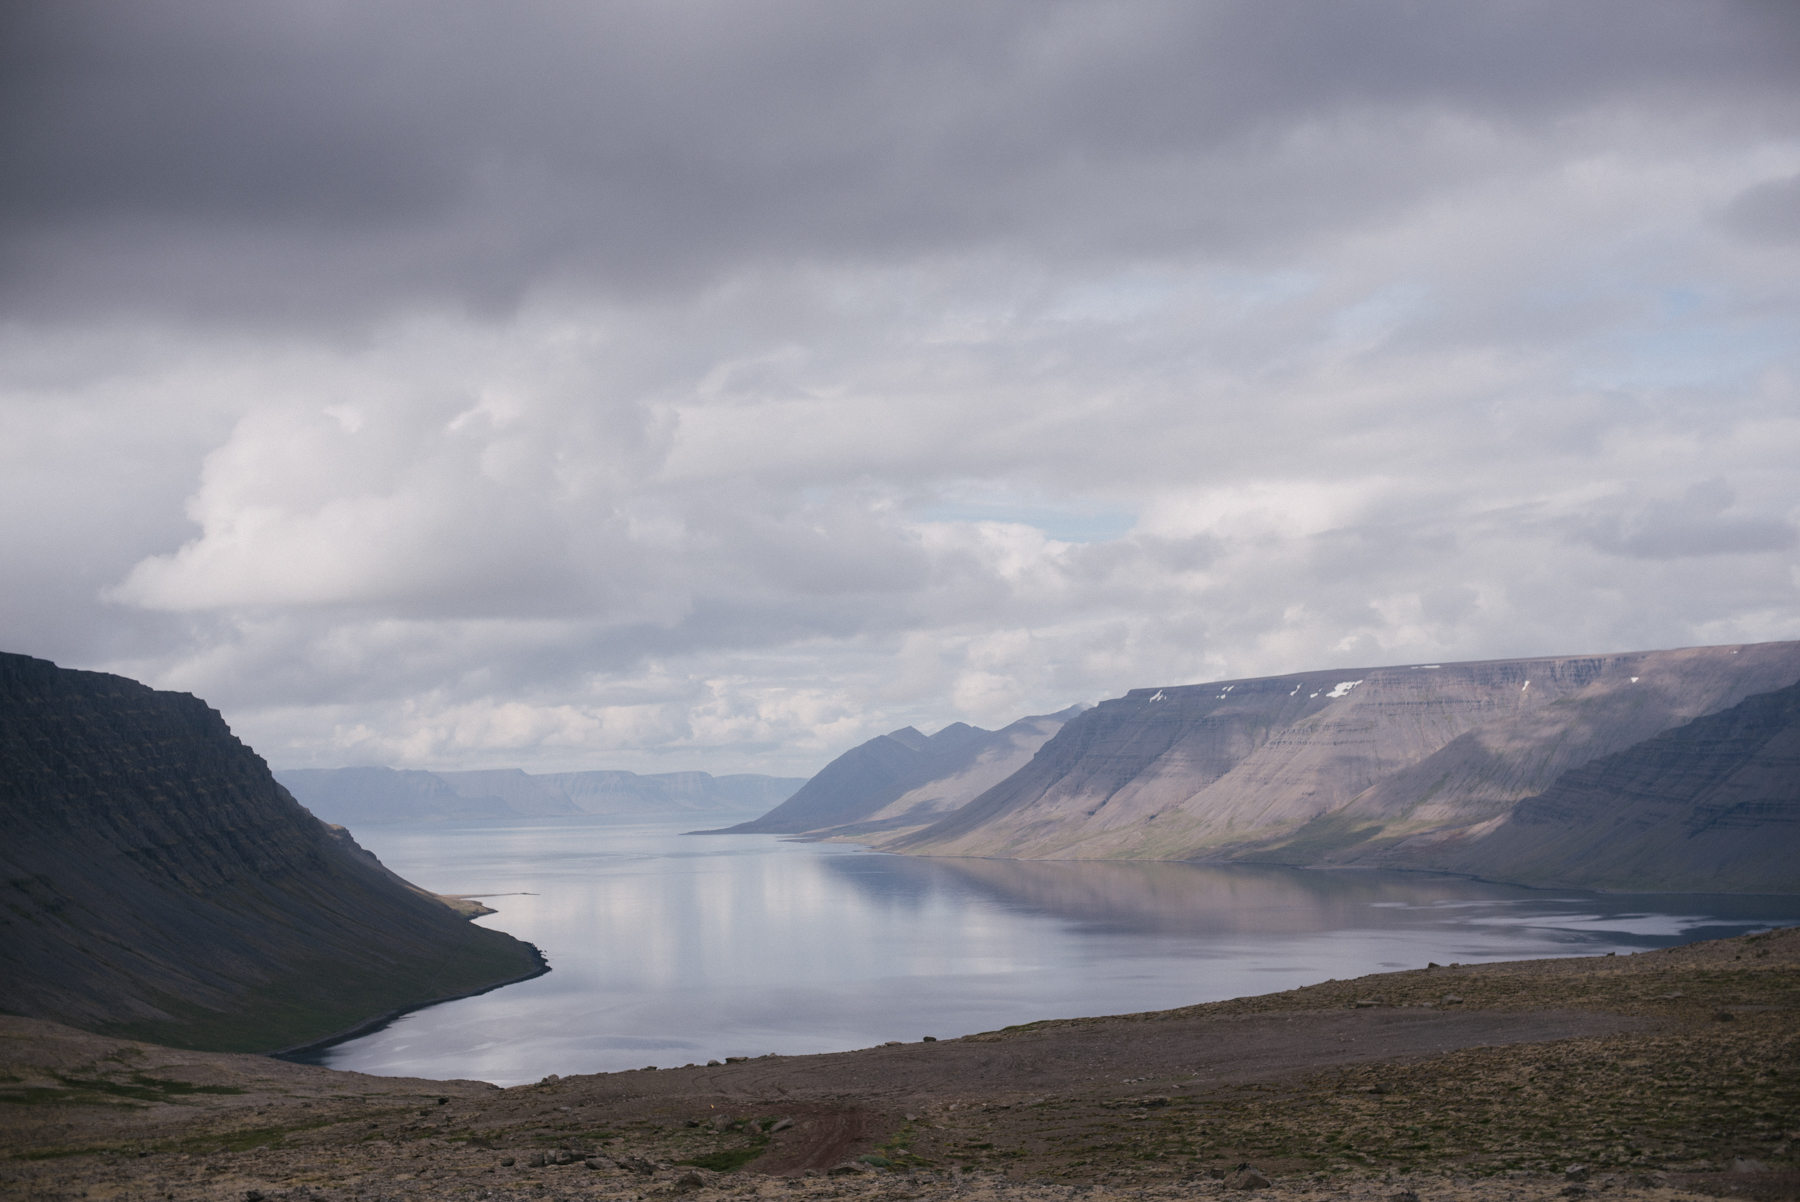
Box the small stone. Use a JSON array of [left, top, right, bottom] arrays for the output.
[[585, 1157, 616, 1171], [770, 1117, 795, 1132], [709, 1114, 731, 1131], [1564, 1164, 1590, 1182], [527, 1152, 547, 1168], [1231, 1168, 1271, 1190], [672, 1171, 707, 1193], [684, 1119, 700, 1128], [1441, 994, 1464, 1004], [499, 1158, 515, 1167]]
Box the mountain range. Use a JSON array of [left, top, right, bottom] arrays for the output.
[[701, 705, 1087, 838], [742, 642, 1800, 894], [277, 765, 806, 826]]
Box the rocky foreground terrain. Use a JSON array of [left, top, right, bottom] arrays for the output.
[[5, 927, 1796, 1202]]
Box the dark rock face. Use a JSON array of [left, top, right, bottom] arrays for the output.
[[888, 641, 1800, 893], [0, 653, 545, 1052], [1423, 679, 1800, 891]]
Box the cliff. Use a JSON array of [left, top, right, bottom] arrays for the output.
[[0, 652, 546, 1053], [888, 641, 1800, 893]]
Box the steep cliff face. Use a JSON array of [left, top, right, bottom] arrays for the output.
[[1401, 679, 1800, 892], [889, 642, 1800, 892], [0, 653, 545, 1053]]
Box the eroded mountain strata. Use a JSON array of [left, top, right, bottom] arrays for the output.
[[0, 652, 545, 1053], [886, 641, 1800, 892]]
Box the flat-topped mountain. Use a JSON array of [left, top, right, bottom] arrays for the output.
[[702, 706, 1086, 837], [276, 765, 806, 825], [889, 642, 1800, 893], [0, 652, 545, 1053]]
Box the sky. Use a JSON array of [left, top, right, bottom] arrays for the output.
[[3, 1, 1799, 777]]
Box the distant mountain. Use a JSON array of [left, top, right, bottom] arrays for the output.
[[704, 705, 1087, 837], [887, 641, 1800, 894], [0, 652, 545, 1054], [277, 764, 805, 825]]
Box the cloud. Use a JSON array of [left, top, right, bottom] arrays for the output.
[[2, 1, 1799, 774]]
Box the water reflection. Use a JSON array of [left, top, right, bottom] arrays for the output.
[[299, 816, 1800, 1085]]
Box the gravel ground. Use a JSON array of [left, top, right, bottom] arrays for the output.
[[4, 927, 1795, 1202]]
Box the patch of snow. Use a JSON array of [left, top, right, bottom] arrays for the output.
[[1631, 676, 1639, 683], [1521, 681, 1530, 691], [1324, 679, 1363, 699], [1309, 692, 1319, 698], [1148, 690, 1166, 702]]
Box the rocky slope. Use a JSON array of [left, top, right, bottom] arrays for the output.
[[0, 652, 545, 1053], [888, 642, 1800, 892], [278, 765, 805, 824], [704, 707, 1084, 837]]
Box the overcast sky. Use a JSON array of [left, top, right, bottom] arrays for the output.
[[4, 1, 1798, 776]]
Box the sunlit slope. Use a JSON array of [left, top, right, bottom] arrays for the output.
[[0, 653, 545, 1053], [889, 642, 1800, 888]]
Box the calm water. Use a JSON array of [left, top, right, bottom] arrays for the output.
[[298, 814, 1800, 1085]]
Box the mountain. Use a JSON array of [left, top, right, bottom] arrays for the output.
[[887, 641, 1800, 893], [276, 765, 807, 825], [705, 706, 1087, 837], [0, 652, 545, 1053], [1414, 677, 1800, 892]]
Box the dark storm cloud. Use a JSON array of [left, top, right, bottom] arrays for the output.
[[5, 0, 1798, 322]]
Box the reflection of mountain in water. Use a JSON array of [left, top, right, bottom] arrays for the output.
[[816, 854, 1800, 948]]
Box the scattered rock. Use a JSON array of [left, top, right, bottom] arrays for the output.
[[1230, 1167, 1271, 1190], [1560, 1185, 1590, 1197], [1731, 1157, 1768, 1174], [1564, 1164, 1590, 1181], [710, 1114, 731, 1131], [706, 1059, 722, 1066], [527, 1152, 547, 1168], [770, 1117, 794, 1132], [584, 1157, 616, 1171], [671, 1170, 707, 1192], [617, 1155, 659, 1175], [549, 1149, 581, 1165], [1387, 1191, 1419, 1202], [498, 1158, 515, 1168], [1441, 994, 1464, 1005], [828, 1162, 870, 1176]]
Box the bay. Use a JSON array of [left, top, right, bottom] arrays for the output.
[[296, 813, 1800, 1086]]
